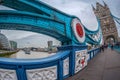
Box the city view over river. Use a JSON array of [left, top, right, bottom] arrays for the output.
[[0, 30, 60, 59]]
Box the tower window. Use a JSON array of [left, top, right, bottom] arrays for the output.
[[102, 14, 106, 17]]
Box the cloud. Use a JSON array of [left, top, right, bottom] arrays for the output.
[[14, 33, 61, 48], [2, 30, 37, 40], [0, 5, 14, 10]]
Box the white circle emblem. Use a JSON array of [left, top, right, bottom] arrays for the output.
[[71, 18, 85, 43]]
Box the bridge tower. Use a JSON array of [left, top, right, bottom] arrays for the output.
[[92, 2, 119, 44]]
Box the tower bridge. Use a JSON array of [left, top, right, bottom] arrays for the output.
[[0, 0, 120, 80], [93, 2, 120, 44]]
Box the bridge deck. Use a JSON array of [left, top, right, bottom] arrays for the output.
[[66, 48, 120, 80]]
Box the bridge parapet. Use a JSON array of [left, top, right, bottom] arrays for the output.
[[0, 45, 100, 80], [88, 48, 100, 60]]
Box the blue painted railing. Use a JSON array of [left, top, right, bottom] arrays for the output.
[[0, 51, 70, 80], [0, 46, 100, 80], [88, 48, 100, 61], [112, 45, 120, 53]]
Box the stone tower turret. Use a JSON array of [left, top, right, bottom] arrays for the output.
[[93, 2, 119, 44]]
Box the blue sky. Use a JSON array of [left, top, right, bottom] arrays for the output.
[[0, 0, 120, 48]]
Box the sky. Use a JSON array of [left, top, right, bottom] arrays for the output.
[[0, 0, 120, 48]]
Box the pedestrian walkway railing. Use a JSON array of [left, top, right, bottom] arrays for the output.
[[0, 45, 100, 80], [113, 45, 120, 53], [88, 48, 100, 61]]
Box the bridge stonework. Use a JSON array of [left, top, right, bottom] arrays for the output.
[[93, 2, 119, 44]]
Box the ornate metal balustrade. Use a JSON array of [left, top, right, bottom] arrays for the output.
[[88, 48, 100, 60], [0, 45, 100, 80]]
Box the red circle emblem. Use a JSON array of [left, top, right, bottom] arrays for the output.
[[76, 23, 83, 38]]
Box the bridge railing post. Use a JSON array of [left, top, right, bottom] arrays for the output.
[[16, 65, 27, 80], [58, 45, 88, 78], [89, 51, 92, 60], [58, 59, 63, 80], [88, 47, 100, 61]]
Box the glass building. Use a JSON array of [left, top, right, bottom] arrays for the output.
[[10, 40, 17, 50], [0, 33, 11, 50]]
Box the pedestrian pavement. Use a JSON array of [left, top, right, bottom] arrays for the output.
[[65, 48, 120, 80]]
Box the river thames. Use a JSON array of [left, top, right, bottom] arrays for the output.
[[10, 50, 56, 59]]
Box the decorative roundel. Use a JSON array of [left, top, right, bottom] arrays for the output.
[[71, 18, 85, 43]]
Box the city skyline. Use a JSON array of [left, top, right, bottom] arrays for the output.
[[0, 0, 120, 47]]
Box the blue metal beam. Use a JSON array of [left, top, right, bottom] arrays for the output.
[[1, 0, 50, 17], [0, 10, 70, 42], [1, 0, 74, 39], [111, 14, 120, 20]]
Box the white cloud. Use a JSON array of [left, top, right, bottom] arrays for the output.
[[14, 33, 61, 48], [0, 5, 14, 10], [2, 30, 37, 40]]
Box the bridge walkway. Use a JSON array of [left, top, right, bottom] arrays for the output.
[[66, 48, 120, 80]]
